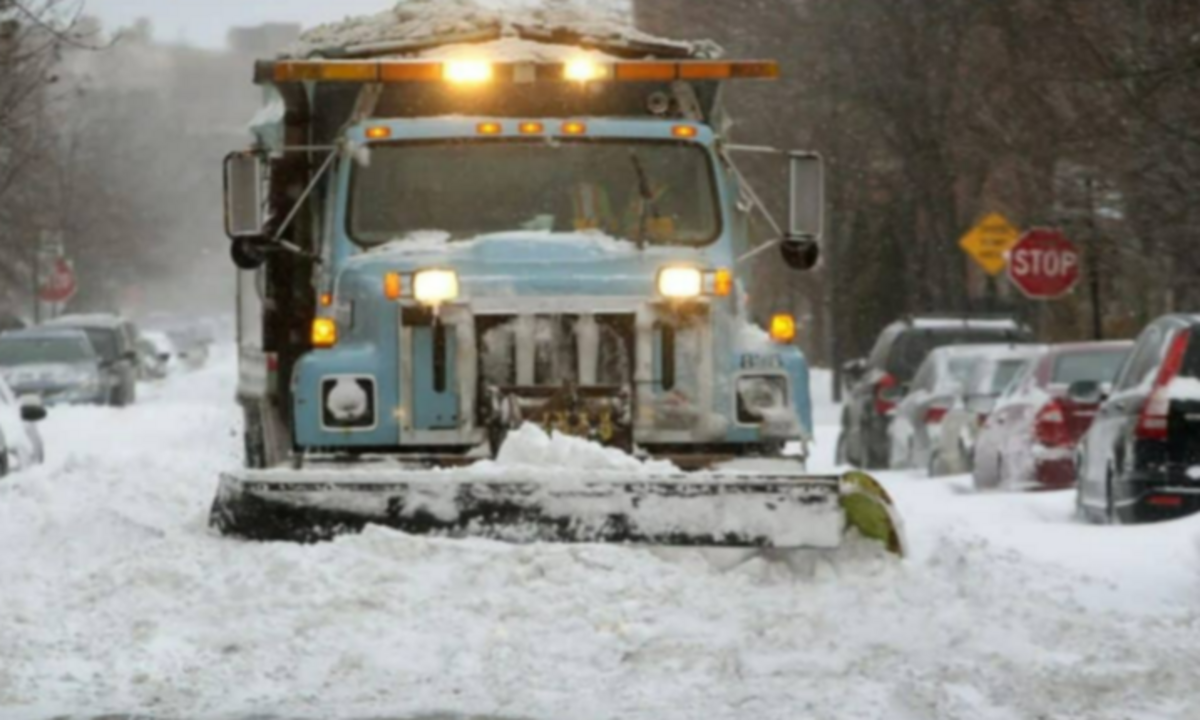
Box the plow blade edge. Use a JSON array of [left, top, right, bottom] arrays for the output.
[[210, 469, 904, 555]]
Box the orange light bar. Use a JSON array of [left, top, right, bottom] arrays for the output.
[[518, 121, 545, 135], [561, 121, 588, 136], [319, 292, 333, 307], [672, 125, 699, 139], [312, 318, 338, 349], [384, 272, 403, 301], [713, 269, 733, 297], [477, 121, 504, 136], [274, 61, 379, 83], [365, 126, 392, 140], [678, 62, 732, 80], [770, 314, 797, 344], [615, 62, 677, 82], [379, 62, 443, 82], [445, 59, 494, 84], [729, 61, 781, 79]]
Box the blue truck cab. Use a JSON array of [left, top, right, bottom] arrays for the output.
[[224, 49, 826, 472]]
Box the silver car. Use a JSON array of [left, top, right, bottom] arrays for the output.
[[929, 345, 1048, 477]]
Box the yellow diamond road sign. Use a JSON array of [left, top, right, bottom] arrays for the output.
[[959, 213, 1021, 276]]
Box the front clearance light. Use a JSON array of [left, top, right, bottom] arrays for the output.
[[658, 267, 703, 300], [770, 314, 797, 344], [312, 318, 338, 348], [564, 59, 610, 82], [444, 60, 493, 84], [414, 270, 460, 306]]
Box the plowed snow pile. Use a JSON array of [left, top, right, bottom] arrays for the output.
[[291, 0, 715, 59], [1, 349, 1199, 719]]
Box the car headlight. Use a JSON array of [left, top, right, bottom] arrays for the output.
[[414, 270, 460, 306], [658, 267, 703, 300]]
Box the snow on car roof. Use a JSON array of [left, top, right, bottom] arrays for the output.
[[45, 313, 127, 329], [0, 327, 92, 341], [928, 343, 1046, 361], [291, 0, 713, 60], [906, 317, 1024, 330]]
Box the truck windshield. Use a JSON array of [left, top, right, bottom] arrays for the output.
[[350, 139, 720, 247]]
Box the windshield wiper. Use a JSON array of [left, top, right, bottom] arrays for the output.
[[630, 150, 661, 250]]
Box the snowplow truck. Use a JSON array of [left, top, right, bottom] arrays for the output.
[[214, 27, 904, 556]]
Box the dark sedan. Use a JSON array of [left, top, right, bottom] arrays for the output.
[[1078, 316, 1200, 523]]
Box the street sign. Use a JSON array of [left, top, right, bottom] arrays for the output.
[[1007, 228, 1080, 300], [39, 257, 77, 304], [959, 213, 1021, 276]]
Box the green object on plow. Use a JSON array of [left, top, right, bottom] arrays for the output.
[[840, 471, 907, 557]]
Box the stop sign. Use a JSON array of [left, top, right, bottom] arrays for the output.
[[1007, 229, 1080, 299], [39, 257, 77, 304]]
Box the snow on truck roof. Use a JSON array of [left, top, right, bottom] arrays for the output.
[[290, 0, 718, 61]]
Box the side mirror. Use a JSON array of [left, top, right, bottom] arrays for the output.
[[880, 382, 908, 404], [782, 152, 824, 271], [842, 358, 867, 383], [224, 151, 267, 240], [19, 396, 46, 423], [1068, 380, 1105, 405]]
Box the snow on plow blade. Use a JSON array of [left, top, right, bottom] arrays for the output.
[[210, 469, 904, 555]]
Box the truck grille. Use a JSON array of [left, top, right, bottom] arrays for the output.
[[476, 313, 635, 389]]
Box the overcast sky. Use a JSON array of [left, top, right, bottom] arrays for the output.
[[82, 0, 402, 48]]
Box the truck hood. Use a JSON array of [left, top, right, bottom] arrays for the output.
[[342, 232, 716, 298]]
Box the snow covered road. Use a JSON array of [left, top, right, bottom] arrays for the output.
[[1, 353, 1199, 719]]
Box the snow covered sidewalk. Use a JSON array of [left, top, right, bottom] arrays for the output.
[[0, 353, 1198, 719]]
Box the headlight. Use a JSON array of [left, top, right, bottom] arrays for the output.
[[414, 270, 460, 306], [658, 267, 703, 300]]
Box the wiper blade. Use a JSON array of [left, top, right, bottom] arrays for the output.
[[630, 150, 661, 249]]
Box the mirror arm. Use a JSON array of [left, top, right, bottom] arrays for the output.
[[263, 146, 341, 264], [720, 148, 787, 267]]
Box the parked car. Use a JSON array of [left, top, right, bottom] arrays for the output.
[[137, 331, 176, 380], [45, 314, 139, 406], [0, 329, 111, 405], [888, 344, 1043, 472], [838, 316, 1034, 468], [140, 314, 211, 369], [0, 374, 47, 478], [928, 344, 1049, 476], [974, 341, 1134, 492], [1077, 317, 1200, 523]]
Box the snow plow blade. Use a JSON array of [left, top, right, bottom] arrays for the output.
[[210, 469, 904, 556]]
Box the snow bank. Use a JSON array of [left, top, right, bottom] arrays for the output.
[[2, 346, 1200, 719], [292, 0, 715, 59], [485, 423, 676, 473]]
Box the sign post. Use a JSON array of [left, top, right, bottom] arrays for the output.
[[1007, 228, 1081, 300]]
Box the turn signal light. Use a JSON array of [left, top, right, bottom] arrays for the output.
[[312, 318, 338, 348], [319, 293, 333, 307], [477, 121, 503, 136], [365, 126, 392, 140], [712, 269, 734, 297], [769, 314, 797, 344], [518, 121, 544, 135], [672, 125, 699, 139], [384, 272, 403, 301]]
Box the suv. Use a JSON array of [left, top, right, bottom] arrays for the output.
[[838, 316, 1034, 468], [45, 314, 140, 406], [1077, 315, 1200, 523]]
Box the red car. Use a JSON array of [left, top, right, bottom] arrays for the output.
[[973, 341, 1133, 491]]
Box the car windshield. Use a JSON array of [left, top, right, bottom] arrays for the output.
[[350, 139, 720, 247], [1052, 349, 1131, 385], [0, 337, 94, 366]]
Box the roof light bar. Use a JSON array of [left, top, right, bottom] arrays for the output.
[[264, 60, 779, 86]]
